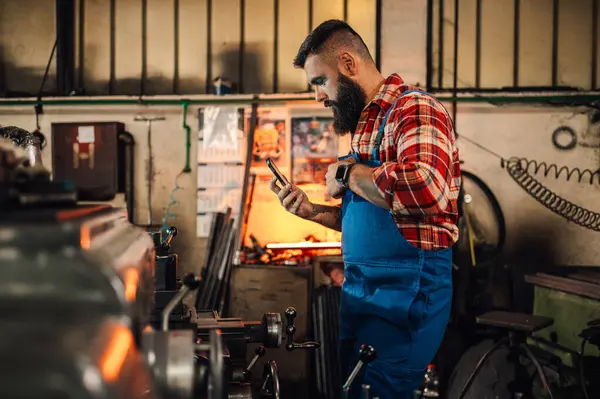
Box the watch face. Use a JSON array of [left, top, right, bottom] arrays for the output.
[[335, 164, 347, 182]]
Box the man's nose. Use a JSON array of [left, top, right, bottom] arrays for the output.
[[315, 87, 327, 103]]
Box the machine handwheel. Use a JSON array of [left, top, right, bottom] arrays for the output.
[[209, 329, 225, 399], [260, 360, 281, 399]]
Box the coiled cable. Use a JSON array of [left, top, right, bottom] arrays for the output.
[[457, 133, 600, 232], [504, 157, 600, 232], [161, 170, 185, 234]]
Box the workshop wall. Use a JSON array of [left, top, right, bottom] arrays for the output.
[[0, 0, 599, 275], [0, 0, 377, 96], [383, 0, 600, 267]]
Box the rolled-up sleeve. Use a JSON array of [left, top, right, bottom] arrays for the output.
[[371, 95, 454, 217]]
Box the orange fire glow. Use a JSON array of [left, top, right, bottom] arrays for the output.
[[99, 326, 133, 382]]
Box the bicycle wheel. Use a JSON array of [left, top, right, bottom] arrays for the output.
[[455, 170, 506, 266]]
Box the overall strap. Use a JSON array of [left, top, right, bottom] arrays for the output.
[[371, 89, 426, 160]]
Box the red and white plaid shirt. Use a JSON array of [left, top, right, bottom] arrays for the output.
[[351, 73, 460, 250]]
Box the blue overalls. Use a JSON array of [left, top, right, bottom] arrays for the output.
[[339, 90, 453, 399]]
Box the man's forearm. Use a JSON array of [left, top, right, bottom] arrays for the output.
[[347, 164, 389, 209], [306, 204, 342, 232]]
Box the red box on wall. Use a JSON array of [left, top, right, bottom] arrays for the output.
[[51, 122, 133, 202]]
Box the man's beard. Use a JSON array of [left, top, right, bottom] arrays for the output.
[[327, 73, 367, 136]]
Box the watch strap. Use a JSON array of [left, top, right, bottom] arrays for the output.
[[338, 163, 355, 187]]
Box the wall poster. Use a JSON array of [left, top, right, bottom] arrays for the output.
[[246, 108, 288, 181], [291, 117, 338, 185]]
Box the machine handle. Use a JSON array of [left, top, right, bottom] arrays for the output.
[[161, 273, 201, 331], [243, 346, 266, 381], [284, 307, 321, 352], [341, 345, 377, 397], [260, 360, 281, 399], [161, 226, 178, 250]]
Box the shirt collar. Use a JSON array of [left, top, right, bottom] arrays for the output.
[[368, 73, 405, 109]]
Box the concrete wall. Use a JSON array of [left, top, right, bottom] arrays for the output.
[[0, 0, 599, 274]]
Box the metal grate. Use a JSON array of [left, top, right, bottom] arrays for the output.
[[0, 0, 380, 97], [426, 0, 600, 93]]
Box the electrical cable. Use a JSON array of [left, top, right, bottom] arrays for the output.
[[31, 34, 59, 148], [457, 338, 509, 399], [457, 133, 600, 232], [161, 170, 184, 234], [522, 344, 555, 399], [579, 337, 590, 399]]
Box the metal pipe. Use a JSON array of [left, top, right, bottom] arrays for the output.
[[206, 0, 213, 93], [452, 0, 460, 125], [181, 101, 191, 173], [56, 0, 76, 96], [141, 0, 148, 95], [426, 0, 434, 91], [1, 92, 598, 178], [513, 0, 520, 87], [239, 0, 246, 93], [375, 0, 382, 71], [273, 0, 279, 93], [1, 94, 599, 107], [109, 0, 116, 94], [78, 0, 86, 91], [173, 0, 180, 94], [475, 0, 482, 88], [237, 98, 258, 250], [134, 115, 166, 225], [162, 285, 190, 331], [438, 0, 445, 88], [592, 0, 598, 90], [551, 0, 559, 87], [308, 0, 313, 31]]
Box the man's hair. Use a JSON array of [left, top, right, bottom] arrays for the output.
[[293, 19, 373, 68], [0, 126, 33, 147]]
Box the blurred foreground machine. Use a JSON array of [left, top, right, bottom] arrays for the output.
[[0, 128, 318, 399]]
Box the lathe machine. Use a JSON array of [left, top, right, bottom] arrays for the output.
[[0, 125, 386, 399], [0, 127, 321, 399]]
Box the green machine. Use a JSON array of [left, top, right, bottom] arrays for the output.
[[527, 271, 600, 367]]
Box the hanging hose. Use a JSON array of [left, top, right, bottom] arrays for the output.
[[161, 171, 185, 233], [504, 157, 600, 232], [457, 133, 600, 233], [160, 102, 192, 233]]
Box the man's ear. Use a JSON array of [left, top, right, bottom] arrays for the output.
[[339, 52, 358, 76]]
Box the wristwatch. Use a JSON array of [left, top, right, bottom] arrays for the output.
[[335, 163, 355, 188]]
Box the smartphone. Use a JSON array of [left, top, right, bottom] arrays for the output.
[[266, 157, 290, 186]]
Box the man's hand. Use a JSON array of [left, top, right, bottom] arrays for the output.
[[325, 158, 356, 199], [269, 177, 315, 219]]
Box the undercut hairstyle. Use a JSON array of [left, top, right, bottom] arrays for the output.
[[293, 19, 374, 68]]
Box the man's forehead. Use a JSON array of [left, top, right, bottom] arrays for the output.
[[304, 54, 333, 79]]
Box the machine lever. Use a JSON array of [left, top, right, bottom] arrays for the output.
[[243, 346, 266, 381], [284, 307, 321, 352], [161, 274, 201, 331], [341, 344, 377, 398], [161, 226, 178, 250]]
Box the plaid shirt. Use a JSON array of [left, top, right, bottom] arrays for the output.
[[351, 73, 460, 250]]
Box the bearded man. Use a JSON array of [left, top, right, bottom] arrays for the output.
[[269, 20, 461, 399]]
